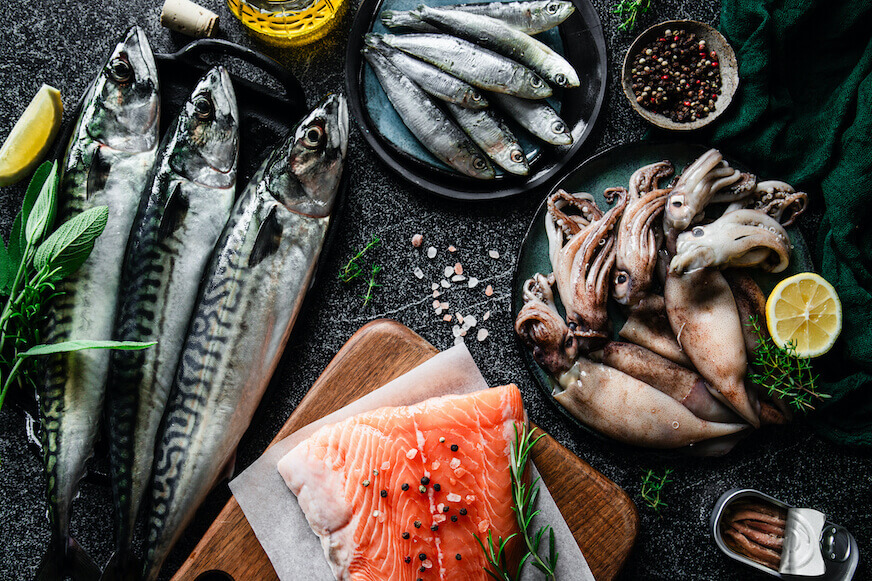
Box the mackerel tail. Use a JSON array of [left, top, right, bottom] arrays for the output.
[[101, 66, 239, 581], [37, 25, 159, 580], [140, 94, 348, 581]]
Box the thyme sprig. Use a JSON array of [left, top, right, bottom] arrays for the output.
[[475, 424, 559, 581], [361, 265, 382, 307], [338, 235, 380, 283], [747, 315, 827, 412], [640, 468, 672, 513], [612, 0, 651, 31]]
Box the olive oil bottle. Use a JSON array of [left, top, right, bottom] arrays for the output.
[[228, 0, 346, 46]]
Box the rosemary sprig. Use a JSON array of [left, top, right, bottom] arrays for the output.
[[474, 424, 559, 581], [338, 235, 381, 283], [640, 468, 672, 513], [612, 0, 651, 31], [361, 265, 382, 307], [747, 315, 828, 412]]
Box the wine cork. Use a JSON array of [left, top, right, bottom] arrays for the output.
[[161, 0, 219, 38]]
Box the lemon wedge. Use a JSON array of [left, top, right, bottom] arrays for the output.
[[0, 84, 63, 187], [765, 272, 842, 357]]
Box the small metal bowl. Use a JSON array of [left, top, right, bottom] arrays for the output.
[[621, 20, 739, 131]]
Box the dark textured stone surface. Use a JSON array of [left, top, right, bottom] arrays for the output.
[[0, 1, 869, 580]]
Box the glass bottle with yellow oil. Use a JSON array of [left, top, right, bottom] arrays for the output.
[[228, 0, 347, 47]]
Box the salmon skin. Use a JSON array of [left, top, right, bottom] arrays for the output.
[[278, 384, 526, 581], [37, 26, 160, 581], [141, 94, 349, 581], [101, 66, 239, 581]]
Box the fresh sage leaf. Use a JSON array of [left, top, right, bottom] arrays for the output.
[[25, 161, 58, 245], [34, 206, 108, 278], [18, 340, 156, 358], [9, 161, 53, 264], [0, 242, 12, 296]]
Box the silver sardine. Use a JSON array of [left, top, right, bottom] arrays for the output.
[[37, 26, 160, 581], [380, 33, 552, 99], [101, 67, 239, 581], [412, 5, 580, 88], [141, 94, 349, 581], [445, 102, 529, 175], [366, 34, 488, 109], [382, 0, 575, 34], [489, 91, 572, 145]]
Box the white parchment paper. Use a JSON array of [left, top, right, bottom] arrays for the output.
[[230, 344, 593, 581]]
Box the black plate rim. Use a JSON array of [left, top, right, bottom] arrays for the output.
[[344, 0, 608, 201]]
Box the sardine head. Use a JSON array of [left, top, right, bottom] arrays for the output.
[[266, 94, 349, 218], [170, 66, 239, 188], [546, 1, 575, 24], [86, 26, 160, 153]]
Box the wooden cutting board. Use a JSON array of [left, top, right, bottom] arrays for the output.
[[172, 319, 638, 581]]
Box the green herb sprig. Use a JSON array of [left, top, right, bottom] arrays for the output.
[[338, 235, 380, 283], [361, 265, 382, 307], [640, 468, 672, 513], [613, 0, 651, 31], [0, 162, 154, 414], [747, 315, 827, 412], [475, 424, 559, 581]]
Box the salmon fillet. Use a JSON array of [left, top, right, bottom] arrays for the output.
[[278, 384, 526, 581]]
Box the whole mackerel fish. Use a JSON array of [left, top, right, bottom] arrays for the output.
[[141, 94, 349, 581], [101, 66, 239, 581], [36, 26, 159, 581], [382, 0, 575, 34]]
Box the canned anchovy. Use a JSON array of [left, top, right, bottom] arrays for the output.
[[710, 489, 859, 580]]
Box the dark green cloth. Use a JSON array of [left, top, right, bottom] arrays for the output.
[[711, 0, 872, 445]]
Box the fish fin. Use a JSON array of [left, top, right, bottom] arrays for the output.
[[158, 183, 189, 242], [36, 536, 101, 581], [221, 450, 237, 482], [87, 148, 111, 200], [100, 550, 142, 581], [248, 205, 282, 268]]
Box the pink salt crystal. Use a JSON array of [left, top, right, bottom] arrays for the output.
[[433, 513, 446, 524], [466, 495, 476, 502], [449, 458, 461, 469], [448, 245, 456, 252], [442, 314, 452, 322], [412, 234, 423, 247], [454, 262, 463, 275], [381, 461, 391, 470], [437, 503, 445, 512], [478, 520, 490, 533], [431, 460, 441, 470], [447, 493, 462, 503], [485, 285, 493, 296]]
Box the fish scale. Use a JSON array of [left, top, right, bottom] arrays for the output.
[[36, 26, 160, 581], [101, 66, 239, 581], [141, 94, 348, 581]]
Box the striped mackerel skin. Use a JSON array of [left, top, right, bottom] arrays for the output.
[[142, 94, 348, 580], [39, 26, 159, 553], [106, 66, 238, 558]]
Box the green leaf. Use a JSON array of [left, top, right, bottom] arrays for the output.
[[25, 161, 58, 245], [0, 242, 13, 295], [34, 206, 109, 279], [18, 340, 156, 358], [8, 161, 53, 265]]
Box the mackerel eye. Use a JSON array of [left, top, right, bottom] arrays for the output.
[[692, 227, 705, 237], [303, 124, 325, 149], [510, 150, 525, 163], [192, 95, 214, 120], [531, 77, 543, 88], [108, 56, 132, 83], [546, 2, 559, 13], [551, 121, 566, 134], [473, 157, 487, 171]]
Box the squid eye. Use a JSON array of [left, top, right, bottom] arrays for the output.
[[551, 121, 566, 134], [692, 227, 705, 237], [108, 56, 132, 83], [616, 273, 628, 284], [302, 124, 325, 149], [531, 77, 543, 88], [546, 2, 558, 13], [192, 95, 213, 120], [671, 195, 684, 208], [510, 149, 525, 163], [473, 156, 487, 171], [554, 73, 566, 86]]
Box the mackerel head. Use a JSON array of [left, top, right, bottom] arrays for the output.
[[142, 94, 348, 581], [37, 26, 159, 581], [103, 66, 238, 580]]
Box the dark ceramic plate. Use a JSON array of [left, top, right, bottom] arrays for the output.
[[512, 142, 814, 444], [345, 0, 607, 200]]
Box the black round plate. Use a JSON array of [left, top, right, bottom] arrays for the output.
[[511, 141, 814, 448], [345, 0, 607, 200]]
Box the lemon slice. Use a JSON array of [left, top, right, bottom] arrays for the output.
[[0, 84, 63, 187], [765, 272, 842, 357]]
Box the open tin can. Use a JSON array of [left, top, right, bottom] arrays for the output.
[[711, 489, 859, 579]]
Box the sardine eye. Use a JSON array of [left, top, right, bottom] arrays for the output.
[[471, 92, 482, 102], [303, 125, 325, 149], [510, 150, 524, 163], [531, 77, 543, 88], [692, 227, 705, 237], [108, 57, 132, 83], [555, 73, 566, 85], [547, 2, 558, 13], [551, 121, 565, 134], [473, 157, 487, 170], [192, 95, 213, 120]]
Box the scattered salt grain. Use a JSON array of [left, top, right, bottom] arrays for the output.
[[450, 458, 462, 469], [485, 285, 493, 296], [454, 262, 463, 275], [483, 310, 490, 321], [456, 313, 464, 324], [460, 330, 467, 337], [465, 315, 477, 327], [477, 329, 489, 342], [452, 325, 462, 338], [427, 247, 437, 259], [441, 302, 449, 309], [440, 279, 450, 288], [488, 250, 499, 259], [444, 266, 454, 277], [432, 290, 441, 298], [467, 277, 479, 288], [451, 274, 466, 282], [442, 314, 452, 322], [447, 493, 462, 503], [435, 308, 443, 315], [448, 245, 456, 252], [412, 234, 423, 247], [406, 449, 418, 459], [431, 282, 439, 290], [432, 300, 440, 309], [414, 267, 424, 279]]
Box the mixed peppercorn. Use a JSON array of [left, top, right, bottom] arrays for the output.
[[630, 28, 722, 122]]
